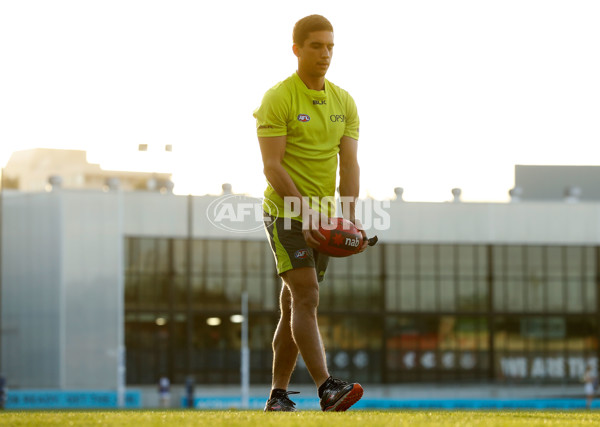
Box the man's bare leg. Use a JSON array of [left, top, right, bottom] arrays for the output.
[[281, 267, 329, 388], [271, 282, 299, 390]]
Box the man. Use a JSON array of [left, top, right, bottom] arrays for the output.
[[253, 14, 367, 412], [157, 375, 170, 408]]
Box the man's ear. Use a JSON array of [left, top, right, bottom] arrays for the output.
[[292, 43, 300, 58]]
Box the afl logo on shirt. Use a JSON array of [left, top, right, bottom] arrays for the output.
[[297, 114, 311, 122]]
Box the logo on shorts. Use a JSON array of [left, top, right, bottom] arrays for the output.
[[297, 114, 310, 122], [294, 249, 308, 259]]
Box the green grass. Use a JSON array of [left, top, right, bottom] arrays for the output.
[[1, 410, 600, 426]]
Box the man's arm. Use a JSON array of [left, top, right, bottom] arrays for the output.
[[258, 136, 325, 247], [258, 136, 303, 204], [338, 136, 360, 221], [338, 135, 368, 252]]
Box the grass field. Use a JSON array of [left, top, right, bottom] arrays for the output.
[[1, 410, 600, 426]]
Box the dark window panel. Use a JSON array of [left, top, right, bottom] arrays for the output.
[[124, 239, 599, 385]]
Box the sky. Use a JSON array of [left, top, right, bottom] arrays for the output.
[[1, 0, 599, 202]]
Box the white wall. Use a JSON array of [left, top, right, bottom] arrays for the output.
[[1, 190, 124, 389], [1, 193, 63, 387], [61, 191, 123, 388], [3, 189, 600, 389], [121, 192, 600, 245], [123, 192, 188, 237], [383, 201, 600, 244]]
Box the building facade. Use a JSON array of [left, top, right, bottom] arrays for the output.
[[1, 188, 599, 390], [2, 148, 173, 192]]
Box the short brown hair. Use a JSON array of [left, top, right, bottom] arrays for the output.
[[293, 15, 333, 47]]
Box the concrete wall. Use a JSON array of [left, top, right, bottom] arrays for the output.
[[383, 200, 600, 244], [1, 190, 124, 389], [1, 193, 63, 387], [3, 188, 600, 389], [61, 191, 122, 388], [515, 165, 600, 201], [122, 193, 600, 245]]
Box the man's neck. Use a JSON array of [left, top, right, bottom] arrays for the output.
[[297, 70, 325, 91]]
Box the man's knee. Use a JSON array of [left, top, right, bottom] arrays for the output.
[[294, 285, 319, 311], [283, 269, 320, 311]]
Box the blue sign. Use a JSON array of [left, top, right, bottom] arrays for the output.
[[6, 390, 141, 409], [183, 396, 599, 410]]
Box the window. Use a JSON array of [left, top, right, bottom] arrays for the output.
[[124, 239, 599, 385]]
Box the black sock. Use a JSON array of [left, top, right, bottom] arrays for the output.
[[318, 376, 332, 398], [270, 388, 286, 399]]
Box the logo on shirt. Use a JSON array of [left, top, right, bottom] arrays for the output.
[[330, 114, 345, 122], [297, 114, 311, 122], [313, 100, 326, 105]]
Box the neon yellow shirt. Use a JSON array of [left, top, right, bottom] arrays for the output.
[[253, 72, 359, 218]]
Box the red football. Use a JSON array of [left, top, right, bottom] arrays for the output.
[[317, 217, 364, 257]]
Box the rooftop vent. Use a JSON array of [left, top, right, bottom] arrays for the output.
[[509, 186, 523, 203], [105, 178, 120, 191], [394, 187, 404, 202], [564, 185, 582, 203], [451, 188, 462, 203], [47, 175, 63, 191]]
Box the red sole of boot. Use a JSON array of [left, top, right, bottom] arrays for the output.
[[324, 384, 364, 412]]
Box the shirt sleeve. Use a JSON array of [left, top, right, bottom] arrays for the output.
[[253, 87, 290, 137], [343, 92, 360, 141]]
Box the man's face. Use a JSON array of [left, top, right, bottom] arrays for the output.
[[294, 30, 334, 78]]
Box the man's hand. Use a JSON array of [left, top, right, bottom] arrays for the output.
[[302, 207, 328, 249], [350, 218, 369, 253]]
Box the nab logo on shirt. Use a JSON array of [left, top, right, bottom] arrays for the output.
[[297, 114, 310, 122]]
